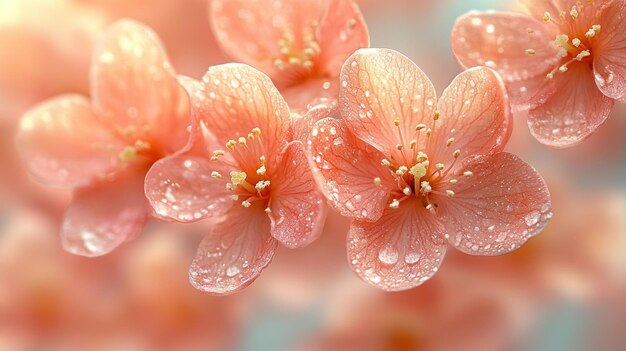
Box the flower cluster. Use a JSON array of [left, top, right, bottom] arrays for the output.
[[26, 0, 619, 294]]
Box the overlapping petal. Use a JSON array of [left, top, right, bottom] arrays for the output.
[[451, 11, 557, 82], [528, 62, 614, 147], [16, 95, 123, 188], [593, 0, 626, 100], [436, 152, 552, 256], [348, 198, 448, 291], [61, 170, 150, 257], [309, 118, 395, 221], [340, 48, 437, 157], [429, 67, 511, 166], [91, 19, 190, 153], [269, 141, 327, 248], [189, 204, 278, 295]]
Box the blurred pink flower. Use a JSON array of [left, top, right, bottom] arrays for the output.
[[209, 0, 369, 125], [451, 0, 626, 147], [309, 48, 552, 291], [144, 64, 327, 294], [16, 20, 191, 257]]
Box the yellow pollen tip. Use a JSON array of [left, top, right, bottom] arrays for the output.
[[226, 140, 236, 150], [252, 127, 261, 136], [374, 177, 382, 186], [420, 181, 432, 193], [449, 179, 458, 184], [433, 111, 440, 120], [446, 138, 455, 147], [463, 171, 474, 177], [409, 140, 417, 148], [256, 165, 266, 175], [410, 163, 427, 179], [543, 11, 551, 22], [211, 171, 222, 179], [213, 150, 225, 156], [396, 144, 404, 150], [393, 118, 401, 126], [381, 159, 391, 167], [118, 146, 137, 162], [453, 149, 461, 158], [435, 163, 445, 171], [389, 199, 400, 209], [415, 124, 427, 131], [134, 140, 150, 151], [446, 190, 455, 197], [241, 200, 251, 208], [230, 171, 247, 186], [525, 49, 536, 55], [238, 137, 247, 145]]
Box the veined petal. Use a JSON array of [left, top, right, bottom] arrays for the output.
[[61, 170, 150, 257], [268, 141, 327, 248], [91, 20, 190, 153], [209, 0, 324, 89], [593, 0, 626, 100], [348, 198, 448, 291], [429, 67, 511, 166], [309, 118, 395, 222], [436, 152, 551, 256], [144, 154, 233, 223], [340, 48, 437, 157], [189, 203, 278, 295], [16, 95, 123, 188], [196, 63, 290, 165], [316, 0, 369, 77], [451, 11, 557, 82], [528, 62, 614, 147]]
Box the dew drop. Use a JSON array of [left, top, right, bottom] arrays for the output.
[[378, 244, 399, 265], [405, 252, 421, 264], [524, 211, 540, 226], [226, 266, 240, 277]]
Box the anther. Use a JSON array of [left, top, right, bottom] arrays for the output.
[[256, 165, 266, 175], [373, 177, 382, 186], [525, 49, 536, 55], [252, 127, 261, 136], [241, 200, 251, 208], [415, 124, 427, 131], [394, 118, 401, 126], [211, 171, 223, 179], [230, 194, 239, 201], [433, 111, 440, 120], [238, 137, 247, 145], [446, 190, 455, 197], [543, 11, 551, 22], [570, 6, 578, 18], [403, 187, 412, 196], [420, 181, 432, 193], [381, 159, 391, 167], [435, 163, 445, 171], [446, 138, 455, 147], [396, 144, 404, 150], [389, 199, 400, 209], [449, 179, 458, 184], [213, 150, 225, 157], [226, 140, 236, 150], [572, 38, 581, 47], [463, 171, 474, 177], [453, 149, 461, 158]]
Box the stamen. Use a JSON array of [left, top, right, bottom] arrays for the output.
[[420, 181, 432, 193], [211, 171, 223, 179], [256, 165, 267, 175], [241, 200, 252, 208], [463, 171, 474, 177], [446, 190, 455, 197], [373, 177, 382, 186], [389, 199, 400, 209], [525, 49, 536, 55], [403, 187, 412, 196]]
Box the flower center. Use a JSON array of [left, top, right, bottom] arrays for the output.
[[375, 111, 474, 213], [207, 127, 272, 212], [273, 24, 321, 72], [527, 5, 601, 79]]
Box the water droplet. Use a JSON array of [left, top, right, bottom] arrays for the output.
[[226, 266, 240, 277], [524, 211, 540, 226], [378, 244, 399, 265], [405, 252, 421, 264]]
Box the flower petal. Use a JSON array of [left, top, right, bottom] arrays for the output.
[[309, 118, 395, 222], [528, 62, 614, 147], [61, 170, 150, 257], [290, 93, 339, 140], [144, 154, 233, 223], [437, 152, 551, 256], [196, 63, 290, 164], [428, 67, 511, 166], [91, 20, 190, 153], [189, 204, 278, 295], [16, 95, 123, 188], [268, 141, 327, 248], [348, 198, 448, 291], [316, 0, 369, 76], [209, 0, 324, 88], [451, 11, 557, 82], [340, 48, 437, 157], [593, 0, 626, 100]]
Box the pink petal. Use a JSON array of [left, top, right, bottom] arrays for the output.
[[451, 11, 557, 82], [189, 204, 278, 295], [593, 0, 626, 100], [196, 63, 290, 163], [91, 20, 190, 153], [268, 141, 327, 248], [282, 77, 339, 115], [348, 198, 448, 291], [61, 170, 150, 257], [436, 152, 551, 256], [16, 95, 123, 188], [309, 118, 395, 222], [340, 48, 437, 157], [528, 62, 614, 147], [144, 154, 233, 223], [316, 0, 369, 76], [290, 89, 339, 140], [428, 67, 511, 166], [209, 0, 324, 89]]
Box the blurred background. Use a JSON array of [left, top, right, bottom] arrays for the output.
[[1, 0, 625, 350]]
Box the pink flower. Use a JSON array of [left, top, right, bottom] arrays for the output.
[[309, 48, 552, 291], [144, 64, 327, 294], [16, 20, 191, 256], [208, 0, 369, 118], [451, 0, 626, 147]]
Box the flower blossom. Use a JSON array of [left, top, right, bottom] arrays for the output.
[[16, 20, 192, 256], [309, 48, 552, 291], [209, 0, 369, 132], [451, 0, 626, 147], [144, 64, 327, 294]]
